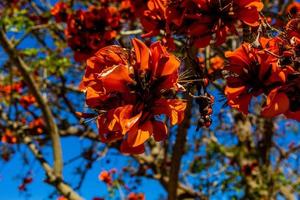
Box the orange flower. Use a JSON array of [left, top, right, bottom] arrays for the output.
[[80, 39, 186, 154], [259, 34, 299, 71], [99, 170, 112, 185], [166, 0, 263, 47], [286, 2, 300, 18], [286, 18, 300, 40], [120, 0, 148, 19], [1, 129, 17, 144], [209, 56, 224, 74], [141, 0, 167, 37], [197, 0, 263, 46], [64, 6, 120, 62], [0, 82, 23, 95], [50, 2, 69, 23], [139, 0, 262, 47], [261, 74, 300, 121], [224, 43, 288, 114], [28, 118, 45, 134], [127, 192, 145, 200], [20, 95, 36, 108]]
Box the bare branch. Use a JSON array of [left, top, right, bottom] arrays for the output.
[[23, 135, 83, 200], [0, 28, 63, 177]]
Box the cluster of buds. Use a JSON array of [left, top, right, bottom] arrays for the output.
[[98, 169, 117, 186], [195, 93, 214, 129]]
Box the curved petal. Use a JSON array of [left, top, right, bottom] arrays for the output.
[[120, 140, 145, 154], [225, 86, 247, 98], [157, 72, 179, 91], [193, 35, 212, 48], [227, 93, 252, 114], [285, 111, 300, 122], [127, 121, 153, 147], [85, 87, 108, 108], [99, 65, 134, 93], [225, 44, 251, 66], [132, 38, 150, 71], [246, 1, 264, 11], [150, 42, 181, 77], [237, 7, 260, 26], [261, 89, 290, 117], [114, 105, 143, 135], [153, 99, 187, 125], [152, 120, 168, 141]]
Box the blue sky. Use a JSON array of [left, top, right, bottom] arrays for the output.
[[1, 0, 300, 199]]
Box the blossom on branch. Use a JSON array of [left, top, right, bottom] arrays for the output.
[[79, 38, 186, 154], [141, 0, 263, 47], [261, 74, 300, 121], [224, 43, 290, 114], [64, 6, 120, 62]]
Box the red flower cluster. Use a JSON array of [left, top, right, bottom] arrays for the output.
[[52, 3, 121, 62], [79, 39, 186, 154], [0, 81, 23, 96], [1, 129, 17, 144], [28, 118, 45, 134], [225, 17, 300, 121], [19, 95, 36, 109], [127, 192, 145, 200], [98, 170, 113, 185], [140, 0, 263, 47], [50, 2, 69, 23], [286, 2, 300, 18]]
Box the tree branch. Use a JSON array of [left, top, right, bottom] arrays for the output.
[[167, 97, 192, 200], [23, 136, 83, 200], [0, 28, 63, 177]]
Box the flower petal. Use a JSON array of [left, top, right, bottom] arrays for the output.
[[99, 65, 134, 93], [120, 140, 145, 154], [132, 38, 150, 71], [152, 120, 168, 141], [261, 89, 290, 117], [113, 105, 142, 134], [153, 99, 187, 125], [150, 42, 181, 77], [127, 121, 153, 147]]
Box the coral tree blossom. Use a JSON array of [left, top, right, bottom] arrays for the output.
[[64, 5, 120, 62], [224, 43, 290, 114], [98, 170, 113, 185], [141, 0, 263, 47], [168, 0, 263, 47], [50, 2, 69, 23], [80, 39, 186, 154], [127, 192, 145, 200], [261, 73, 300, 121]]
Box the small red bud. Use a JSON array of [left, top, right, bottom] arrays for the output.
[[203, 78, 209, 87], [209, 95, 214, 104], [207, 108, 213, 115], [204, 121, 211, 127]]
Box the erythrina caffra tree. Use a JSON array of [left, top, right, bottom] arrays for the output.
[[0, 0, 299, 199]]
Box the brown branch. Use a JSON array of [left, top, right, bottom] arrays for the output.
[[167, 96, 192, 200], [13, 24, 51, 48], [23, 136, 83, 200], [0, 28, 63, 177]]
